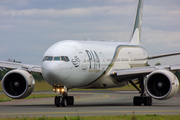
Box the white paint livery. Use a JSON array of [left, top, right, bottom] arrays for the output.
[[42, 40, 147, 89]]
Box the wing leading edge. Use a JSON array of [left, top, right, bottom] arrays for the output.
[[0, 61, 42, 73], [110, 64, 180, 83]]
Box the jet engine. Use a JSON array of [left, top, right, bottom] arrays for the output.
[[145, 70, 179, 100], [1, 70, 35, 99]]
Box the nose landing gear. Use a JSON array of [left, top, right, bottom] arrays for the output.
[[53, 86, 74, 107]]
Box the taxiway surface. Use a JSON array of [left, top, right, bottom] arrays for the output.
[[0, 90, 180, 118]]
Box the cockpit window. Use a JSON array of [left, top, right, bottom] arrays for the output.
[[43, 56, 69, 62], [61, 56, 66, 61], [65, 56, 69, 62], [47, 56, 53, 61], [61, 56, 69, 62], [54, 57, 61, 61], [43, 56, 48, 61]]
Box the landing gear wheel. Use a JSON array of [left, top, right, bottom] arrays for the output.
[[133, 96, 142, 106], [54, 96, 60, 107], [144, 97, 152, 106], [130, 78, 153, 106], [67, 96, 74, 105], [61, 98, 67, 107]]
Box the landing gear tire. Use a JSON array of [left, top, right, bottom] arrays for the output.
[[61, 98, 67, 107], [54, 96, 60, 107], [133, 96, 142, 106], [133, 96, 152, 106], [144, 97, 152, 106], [130, 78, 153, 106], [67, 96, 74, 105]]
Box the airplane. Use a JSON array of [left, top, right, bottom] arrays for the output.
[[1, 0, 180, 107]]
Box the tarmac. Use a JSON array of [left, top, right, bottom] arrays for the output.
[[0, 90, 180, 118]]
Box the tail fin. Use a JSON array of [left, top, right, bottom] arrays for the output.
[[130, 0, 144, 45]]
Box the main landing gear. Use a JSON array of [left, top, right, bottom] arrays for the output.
[[129, 78, 152, 106], [53, 86, 74, 107]]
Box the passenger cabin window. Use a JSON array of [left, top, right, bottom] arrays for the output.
[[43, 56, 69, 62]]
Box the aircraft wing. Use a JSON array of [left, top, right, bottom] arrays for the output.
[[110, 64, 180, 83], [110, 51, 180, 82], [0, 61, 42, 73], [148, 52, 180, 60]]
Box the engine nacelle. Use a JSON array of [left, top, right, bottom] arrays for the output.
[[1, 70, 35, 99], [145, 70, 179, 100]]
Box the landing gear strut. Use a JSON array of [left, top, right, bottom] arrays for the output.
[[129, 78, 152, 106], [53, 86, 74, 107]]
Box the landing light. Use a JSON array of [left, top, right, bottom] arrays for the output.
[[57, 88, 60, 92], [53, 88, 56, 92], [53, 86, 67, 93], [112, 71, 117, 75], [61, 88, 65, 92]]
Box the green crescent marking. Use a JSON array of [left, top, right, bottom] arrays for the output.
[[86, 45, 142, 87]]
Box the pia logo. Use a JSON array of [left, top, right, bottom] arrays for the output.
[[71, 56, 80, 67]]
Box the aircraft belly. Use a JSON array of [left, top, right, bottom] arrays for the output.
[[84, 75, 127, 88]]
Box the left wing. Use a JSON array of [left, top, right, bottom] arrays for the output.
[[110, 51, 180, 82], [110, 64, 180, 83], [148, 52, 180, 60], [0, 61, 42, 73]]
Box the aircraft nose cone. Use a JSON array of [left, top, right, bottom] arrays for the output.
[[42, 62, 60, 84]]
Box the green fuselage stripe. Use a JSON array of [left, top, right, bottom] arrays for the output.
[[86, 44, 141, 87]]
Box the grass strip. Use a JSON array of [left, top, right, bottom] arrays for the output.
[[0, 94, 57, 102], [0, 114, 180, 120], [25, 94, 57, 99]]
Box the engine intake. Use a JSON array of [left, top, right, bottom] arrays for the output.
[[1, 70, 35, 99], [145, 70, 179, 100]]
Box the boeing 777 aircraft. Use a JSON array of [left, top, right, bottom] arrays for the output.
[[1, 0, 180, 107]]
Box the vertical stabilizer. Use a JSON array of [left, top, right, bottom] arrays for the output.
[[130, 0, 144, 45]]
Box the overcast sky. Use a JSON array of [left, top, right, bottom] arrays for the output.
[[0, 0, 180, 66]]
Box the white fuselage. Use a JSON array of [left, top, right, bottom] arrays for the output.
[[41, 40, 148, 89]]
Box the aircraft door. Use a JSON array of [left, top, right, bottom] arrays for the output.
[[78, 51, 87, 71]]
